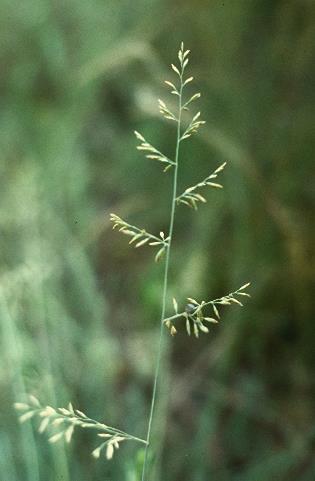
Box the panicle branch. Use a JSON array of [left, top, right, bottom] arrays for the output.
[[176, 162, 227, 209], [134, 130, 175, 172], [158, 99, 177, 122], [163, 283, 251, 337], [180, 111, 206, 141], [14, 395, 147, 461], [110, 213, 169, 262]]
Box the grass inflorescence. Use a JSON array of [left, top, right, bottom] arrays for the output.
[[14, 42, 250, 478]]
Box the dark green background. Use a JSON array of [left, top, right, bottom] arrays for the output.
[[1, 1, 314, 480]]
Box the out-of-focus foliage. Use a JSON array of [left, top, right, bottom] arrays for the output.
[[1, 1, 314, 480]]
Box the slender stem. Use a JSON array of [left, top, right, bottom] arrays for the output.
[[161, 311, 185, 323], [141, 75, 183, 481], [125, 435, 148, 445]]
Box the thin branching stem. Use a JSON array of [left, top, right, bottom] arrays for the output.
[[140, 62, 184, 481], [14, 42, 250, 470], [163, 286, 250, 323]]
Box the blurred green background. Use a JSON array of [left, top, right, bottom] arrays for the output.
[[1, 0, 315, 480]]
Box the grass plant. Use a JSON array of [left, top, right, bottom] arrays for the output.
[[14, 42, 250, 480]]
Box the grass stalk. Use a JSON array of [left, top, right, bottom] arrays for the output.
[[140, 59, 184, 481], [13, 42, 250, 476]]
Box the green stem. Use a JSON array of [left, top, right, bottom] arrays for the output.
[[140, 76, 183, 481]]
